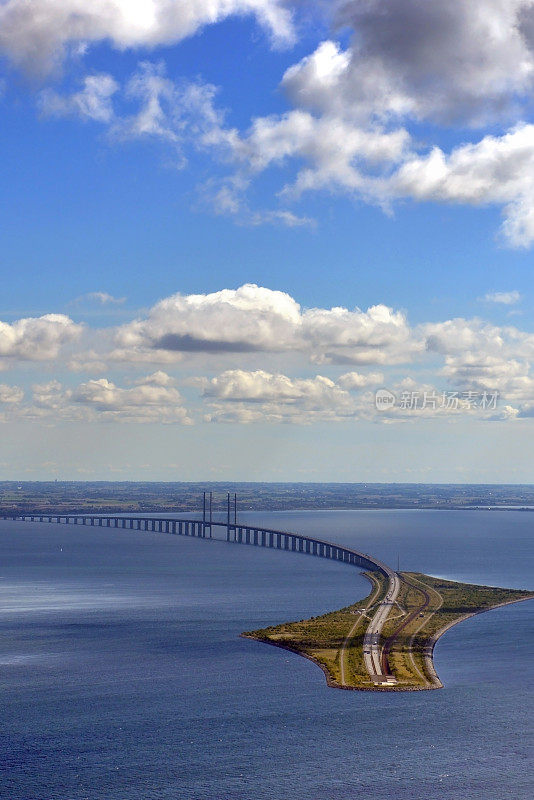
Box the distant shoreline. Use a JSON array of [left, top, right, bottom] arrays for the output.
[[2, 480, 534, 517], [3, 505, 534, 516]]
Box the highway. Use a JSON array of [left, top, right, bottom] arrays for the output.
[[362, 566, 401, 683]]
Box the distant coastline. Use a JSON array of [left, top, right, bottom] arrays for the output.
[[2, 480, 534, 516]]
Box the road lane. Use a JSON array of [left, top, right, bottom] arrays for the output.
[[363, 567, 401, 682]]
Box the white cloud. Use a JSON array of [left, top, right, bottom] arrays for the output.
[[2, 287, 534, 424], [110, 284, 419, 366], [72, 374, 192, 422], [0, 384, 24, 404], [424, 317, 534, 361], [337, 371, 383, 390], [4, 1, 534, 243], [244, 111, 410, 200], [304, 303, 418, 365], [112, 283, 302, 358], [248, 209, 315, 228], [390, 125, 534, 246], [195, 368, 519, 423], [132, 369, 176, 386], [0, 372, 193, 424], [0, 314, 83, 367], [255, 3, 534, 243], [481, 290, 522, 305], [200, 369, 337, 401], [282, 38, 415, 123], [0, 0, 294, 73], [313, 1, 534, 125], [36, 61, 410, 221], [32, 42, 534, 244], [198, 369, 358, 422], [422, 316, 534, 414], [113, 62, 225, 156], [40, 74, 119, 121], [71, 291, 126, 306], [31, 380, 67, 412]]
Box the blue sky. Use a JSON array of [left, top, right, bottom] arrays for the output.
[[1, 1, 534, 481]]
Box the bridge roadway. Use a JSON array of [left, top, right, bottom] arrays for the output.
[[4, 513, 398, 684]]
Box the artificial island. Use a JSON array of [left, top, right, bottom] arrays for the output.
[[243, 570, 533, 691]]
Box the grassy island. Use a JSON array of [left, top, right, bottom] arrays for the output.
[[242, 573, 533, 691]]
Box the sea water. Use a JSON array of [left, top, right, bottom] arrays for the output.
[[1, 510, 532, 800]]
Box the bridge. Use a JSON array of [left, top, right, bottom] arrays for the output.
[[5, 511, 390, 573], [3, 505, 398, 684]]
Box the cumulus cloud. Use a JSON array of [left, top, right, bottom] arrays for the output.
[[133, 369, 176, 386], [0, 370, 193, 424], [389, 125, 534, 246], [2, 286, 534, 424], [422, 316, 534, 415], [198, 369, 358, 422], [188, 304, 534, 420], [195, 369, 518, 424], [0, 314, 83, 367], [369, 377, 508, 422], [0, 382, 24, 422], [328, 1, 534, 125], [110, 284, 419, 366], [0, 0, 294, 73], [113, 283, 302, 357], [9, 372, 191, 424], [72, 374, 191, 422], [303, 303, 417, 365], [200, 369, 342, 402], [424, 317, 534, 361], [113, 55, 534, 244], [258, 3, 534, 244], [4, 1, 534, 242], [43, 62, 407, 222], [31, 380, 66, 412], [33, 40, 534, 243], [241, 110, 409, 200]]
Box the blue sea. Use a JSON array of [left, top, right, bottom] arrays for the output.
[[1, 510, 532, 800]]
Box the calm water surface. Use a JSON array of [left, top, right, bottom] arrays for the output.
[[1, 510, 532, 800]]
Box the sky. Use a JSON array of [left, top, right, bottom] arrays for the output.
[[1, 0, 534, 482]]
